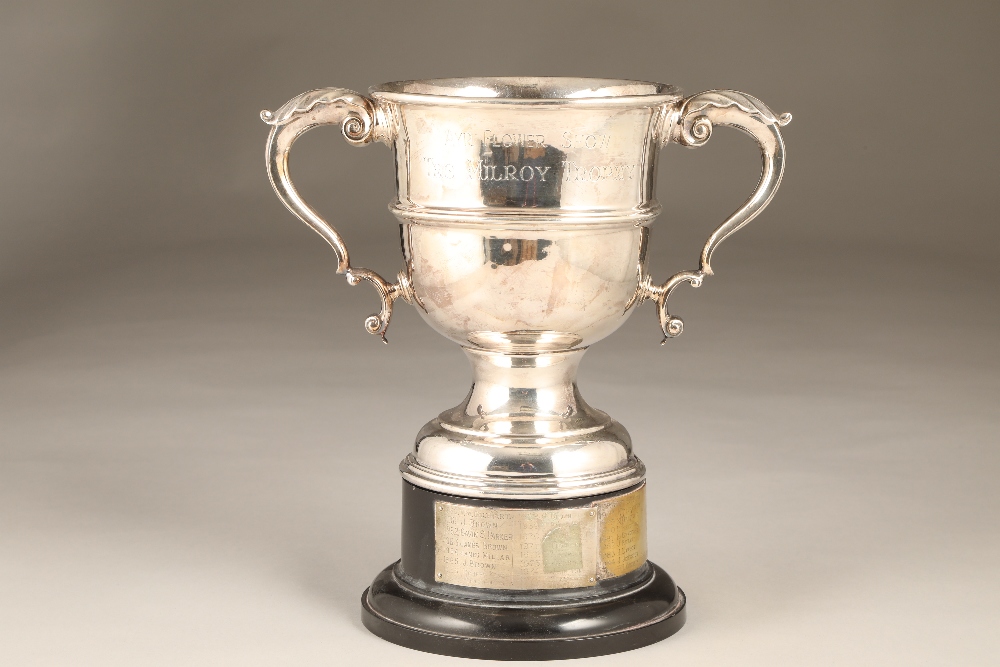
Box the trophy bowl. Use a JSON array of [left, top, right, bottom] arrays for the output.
[[262, 77, 790, 660]]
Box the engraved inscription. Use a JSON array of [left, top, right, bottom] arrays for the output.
[[442, 128, 476, 147], [561, 161, 636, 182], [469, 161, 551, 182], [421, 158, 552, 182], [437, 129, 608, 151], [434, 484, 648, 590], [598, 486, 647, 579], [435, 504, 597, 590], [422, 157, 455, 180], [423, 157, 636, 183], [561, 132, 611, 150], [437, 508, 517, 586], [421, 129, 627, 189], [484, 130, 547, 149]]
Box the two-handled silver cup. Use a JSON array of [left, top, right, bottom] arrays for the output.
[[262, 77, 790, 660]]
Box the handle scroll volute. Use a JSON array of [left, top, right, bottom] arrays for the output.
[[262, 88, 410, 342], [642, 90, 791, 343]]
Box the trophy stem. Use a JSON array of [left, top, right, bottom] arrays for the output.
[[401, 346, 645, 499], [462, 347, 589, 432]]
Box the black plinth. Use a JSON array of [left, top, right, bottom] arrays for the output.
[[360, 482, 686, 661]]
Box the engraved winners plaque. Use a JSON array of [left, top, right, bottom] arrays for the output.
[[260, 78, 790, 660], [433, 483, 646, 590]]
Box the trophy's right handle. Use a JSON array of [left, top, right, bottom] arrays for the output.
[[639, 90, 792, 343], [261, 88, 412, 342]]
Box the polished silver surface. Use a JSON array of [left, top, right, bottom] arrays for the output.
[[262, 77, 790, 498], [402, 348, 644, 498]]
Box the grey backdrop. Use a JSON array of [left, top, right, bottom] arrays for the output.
[[2, 1, 997, 665]]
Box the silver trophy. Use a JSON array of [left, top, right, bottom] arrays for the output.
[[262, 78, 790, 660]]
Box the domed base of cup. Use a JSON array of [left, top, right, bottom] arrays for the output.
[[362, 560, 685, 661], [404, 347, 643, 499]]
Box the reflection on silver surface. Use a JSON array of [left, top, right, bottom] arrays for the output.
[[404, 348, 641, 498], [262, 77, 790, 498]]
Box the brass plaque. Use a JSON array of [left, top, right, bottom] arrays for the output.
[[597, 485, 647, 578], [434, 484, 646, 590]]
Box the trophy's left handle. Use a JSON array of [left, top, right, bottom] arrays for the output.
[[261, 88, 411, 342], [639, 90, 791, 343]]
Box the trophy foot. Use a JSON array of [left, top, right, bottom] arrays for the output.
[[361, 561, 685, 661], [359, 482, 685, 660]]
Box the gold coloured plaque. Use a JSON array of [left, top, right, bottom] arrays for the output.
[[435, 485, 646, 590], [598, 485, 647, 578]]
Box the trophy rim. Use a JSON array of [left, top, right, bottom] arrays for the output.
[[369, 76, 683, 105]]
